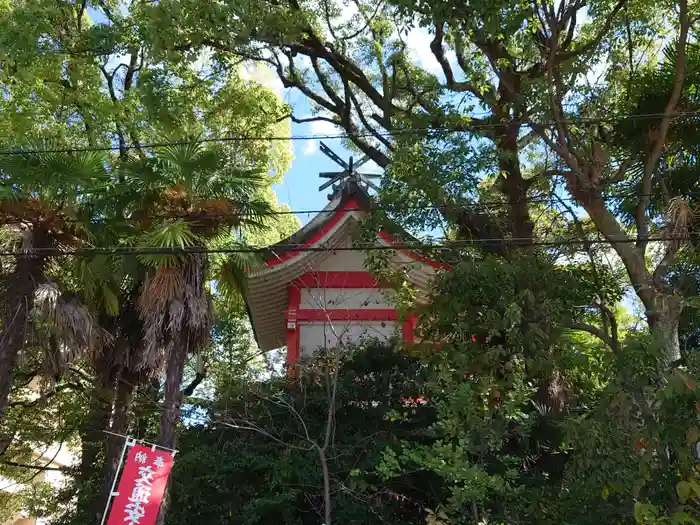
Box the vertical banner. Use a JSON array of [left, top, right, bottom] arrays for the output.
[[106, 444, 175, 525]]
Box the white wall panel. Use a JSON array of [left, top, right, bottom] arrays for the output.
[[299, 321, 398, 358], [299, 288, 395, 309], [317, 244, 366, 270]]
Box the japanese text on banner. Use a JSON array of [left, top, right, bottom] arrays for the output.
[[106, 444, 175, 525]]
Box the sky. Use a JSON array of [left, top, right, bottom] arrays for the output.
[[252, 29, 447, 227], [85, 4, 643, 315], [255, 56, 643, 317], [84, 2, 457, 228]]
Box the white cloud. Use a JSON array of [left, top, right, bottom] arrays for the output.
[[190, 47, 214, 76], [302, 118, 341, 156], [404, 26, 459, 81], [241, 62, 286, 97], [406, 27, 441, 73], [304, 140, 318, 156], [319, 1, 360, 40]]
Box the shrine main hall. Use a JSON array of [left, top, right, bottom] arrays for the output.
[[245, 144, 448, 367]]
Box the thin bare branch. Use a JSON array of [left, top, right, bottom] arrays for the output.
[[566, 321, 612, 346], [290, 115, 342, 127], [8, 382, 84, 408], [0, 460, 67, 472], [219, 420, 313, 452], [636, 0, 689, 252], [558, 0, 627, 60]]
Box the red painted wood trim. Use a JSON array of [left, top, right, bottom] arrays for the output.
[[402, 313, 416, 344], [292, 271, 382, 288], [288, 285, 301, 308], [296, 309, 398, 322], [377, 231, 451, 270], [286, 285, 301, 367], [267, 199, 362, 267]]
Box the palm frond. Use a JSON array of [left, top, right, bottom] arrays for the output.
[[215, 250, 263, 298], [666, 196, 695, 244], [137, 255, 212, 361], [34, 281, 114, 375], [137, 219, 201, 268]]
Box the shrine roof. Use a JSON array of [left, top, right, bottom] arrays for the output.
[[244, 145, 449, 353], [260, 180, 373, 261]]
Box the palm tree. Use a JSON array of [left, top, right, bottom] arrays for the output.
[[117, 142, 272, 448], [0, 147, 110, 419]]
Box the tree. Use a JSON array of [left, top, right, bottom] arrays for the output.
[[0, 7, 297, 525], [109, 142, 273, 451], [168, 342, 438, 525], [0, 0, 297, 520], [0, 148, 111, 419], [144, 0, 699, 364]]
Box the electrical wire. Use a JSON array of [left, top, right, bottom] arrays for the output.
[[0, 233, 696, 258], [0, 111, 697, 155], [16, 189, 700, 225]]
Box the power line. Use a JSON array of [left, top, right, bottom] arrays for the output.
[[46, 189, 700, 224], [0, 111, 697, 155], [0, 233, 695, 258]]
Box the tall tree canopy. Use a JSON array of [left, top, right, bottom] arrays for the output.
[[142, 0, 699, 360], [0, 1, 299, 523], [0, 0, 699, 524]]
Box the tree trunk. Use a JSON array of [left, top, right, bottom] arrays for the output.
[[496, 124, 534, 247], [135, 378, 160, 439], [75, 362, 116, 525], [583, 196, 683, 364], [154, 337, 188, 525], [102, 370, 137, 495], [646, 294, 683, 364], [157, 336, 188, 449], [0, 254, 45, 420]]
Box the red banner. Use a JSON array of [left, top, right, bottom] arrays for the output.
[[107, 444, 175, 525]]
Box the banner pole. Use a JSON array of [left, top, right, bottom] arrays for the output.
[[99, 434, 133, 525], [103, 430, 178, 454]]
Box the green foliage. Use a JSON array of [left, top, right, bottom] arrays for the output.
[[0, 2, 298, 522], [169, 343, 439, 525], [1, 1, 699, 525]]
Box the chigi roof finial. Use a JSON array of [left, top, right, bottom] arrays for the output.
[[318, 141, 380, 198]]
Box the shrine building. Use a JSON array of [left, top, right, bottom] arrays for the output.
[[246, 144, 448, 367]]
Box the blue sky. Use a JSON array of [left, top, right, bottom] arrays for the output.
[[270, 90, 379, 227], [268, 90, 388, 229], [246, 28, 443, 227], [264, 67, 643, 318], [86, 2, 438, 228]]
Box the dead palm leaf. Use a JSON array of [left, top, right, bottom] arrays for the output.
[[666, 196, 695, 244], [34, 281, 114, 376]]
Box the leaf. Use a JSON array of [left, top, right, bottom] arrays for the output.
[[677, 481, 692, 503], [687, 427, 700, 445], [688, 480, 700, 499], [634, 502, 658, 523], [670, 511, 696, 524], [101, 284, 120, 317], [674, 369, 697, 391]]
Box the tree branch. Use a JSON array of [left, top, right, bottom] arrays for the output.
[[346, 86, 394, 151], [636, 0, 689, 252], [290, 115, 341, 127], [430, 20, 486, 100], [557, 0, 627, 60], [219, 420, 313, 451], [596, 301, 620, 354], [0, 461, 67, 472], [8, 383, 83, 408], [181, 372, 205, 396], [566, 321, 612, 347]]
